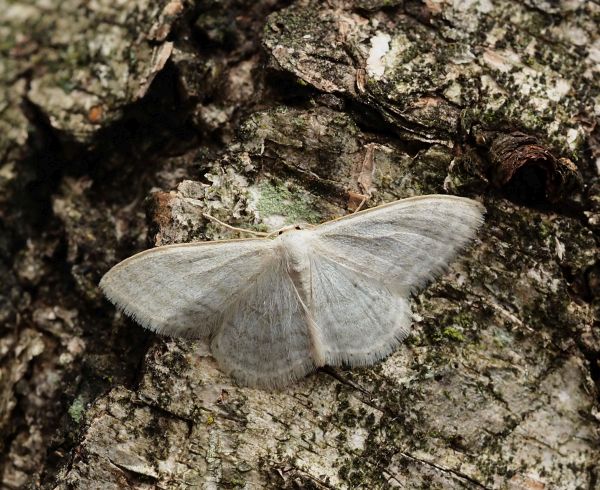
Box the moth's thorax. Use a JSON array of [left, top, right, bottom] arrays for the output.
[[277, 230, 313, 273]]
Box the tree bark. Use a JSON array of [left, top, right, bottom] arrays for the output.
[[1, 0, 598, 488]]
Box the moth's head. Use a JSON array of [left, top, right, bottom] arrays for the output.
[[276, 224, 306, 236]]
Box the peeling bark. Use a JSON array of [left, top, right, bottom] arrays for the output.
[[1, 0, 599, 489]]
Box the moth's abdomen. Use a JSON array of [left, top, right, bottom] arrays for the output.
[[277, 230, 326, 365]]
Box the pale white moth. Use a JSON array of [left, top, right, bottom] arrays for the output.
[[100, 194, 484, 389]]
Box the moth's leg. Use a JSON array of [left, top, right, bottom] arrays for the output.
[[347, 191, 369, 213], [348, 142, 378, 212], [354, 195, 368, 213], [319, 366, 371, 395]]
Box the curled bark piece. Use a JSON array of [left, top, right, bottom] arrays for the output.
[[489, 132, 581, 201]]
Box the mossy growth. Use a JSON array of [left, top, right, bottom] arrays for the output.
[[422, 307, 474, 344], [441, 326, 466, 342], [255, 180, 322, 224], [221, 477, 247, 489], [68, 395, 85, 423]]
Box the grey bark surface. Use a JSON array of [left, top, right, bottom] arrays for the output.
[[0, 0, 599, 488]]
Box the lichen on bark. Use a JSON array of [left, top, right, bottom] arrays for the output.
[[1, 0, 599, 489]]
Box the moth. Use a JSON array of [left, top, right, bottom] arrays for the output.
[[100, 194, 484, 389]]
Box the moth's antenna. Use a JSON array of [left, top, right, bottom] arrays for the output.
[[202, 213, 270, 237], [179, 196, 270, 237]]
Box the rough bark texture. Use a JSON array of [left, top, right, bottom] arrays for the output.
[[1, 0, 599, 488]]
